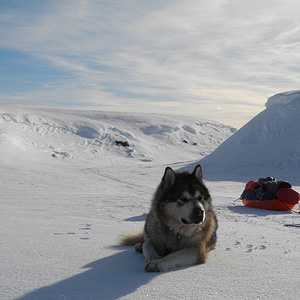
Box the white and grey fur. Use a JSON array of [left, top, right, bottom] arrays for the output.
[[121, 164, 218, 272]]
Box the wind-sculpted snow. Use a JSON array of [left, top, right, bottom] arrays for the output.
[[266, 90, 300, 108], [197, 91, 300, 184], [0, 106, 235, 164], [75, 126, 100, 139], [140, 125, 180, 135]]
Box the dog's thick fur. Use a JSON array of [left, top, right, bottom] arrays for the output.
[[121, 164, 218, 272]]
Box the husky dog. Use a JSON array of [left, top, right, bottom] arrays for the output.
[[121, 165, 218, 272]]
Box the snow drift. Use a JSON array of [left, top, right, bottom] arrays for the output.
[[197, 91, 300, 185], [0, 106, 235, 166]]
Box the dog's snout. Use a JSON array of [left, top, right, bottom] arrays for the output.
[[195, 207, 204, 217], [192, 207, 204, 224]]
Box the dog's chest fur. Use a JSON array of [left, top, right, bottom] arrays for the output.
[[145, 213, 203, 257]]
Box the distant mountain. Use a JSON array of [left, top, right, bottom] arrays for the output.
[[0, 106, 235, 166], [194, 91, 300, 184]]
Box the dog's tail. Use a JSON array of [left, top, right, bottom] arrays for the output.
[[120, 231, 143, 246]]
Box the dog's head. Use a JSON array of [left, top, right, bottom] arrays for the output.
[[158, 165, 211, 226]]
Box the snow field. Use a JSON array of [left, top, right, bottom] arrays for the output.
[[0, 103, 300, 299]]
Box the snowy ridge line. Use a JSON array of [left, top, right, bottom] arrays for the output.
[[266, 90, 300, 108], [0, 106, 235, 166]]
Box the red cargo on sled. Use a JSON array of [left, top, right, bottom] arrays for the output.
[[241, 180, 300, 211]]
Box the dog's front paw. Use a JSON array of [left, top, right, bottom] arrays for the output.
[[144, 259, 162, 272]]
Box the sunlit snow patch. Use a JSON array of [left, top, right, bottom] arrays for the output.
[[75, 126, 99, 139]]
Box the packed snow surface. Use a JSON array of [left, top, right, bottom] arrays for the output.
[[1, 106, 300, 300], [198, 92, 300, 184]]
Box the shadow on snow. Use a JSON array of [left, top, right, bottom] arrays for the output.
[[18, 249, 156, 300], [227, 204, 293, 216]]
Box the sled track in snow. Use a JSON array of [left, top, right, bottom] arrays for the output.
[[84, 168, 153, 191]]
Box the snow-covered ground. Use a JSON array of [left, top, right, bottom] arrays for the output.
[[1, 104, 300, 300]]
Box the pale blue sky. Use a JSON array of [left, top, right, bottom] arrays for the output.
[[1, 0, 300, 128]]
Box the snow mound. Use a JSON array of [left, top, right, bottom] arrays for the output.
[[140, 125, 179, 135], [266, 90, 300, 108], [0, 106, 235, 166], [75, 126, 99, 139], [194, 92, 300, 184]]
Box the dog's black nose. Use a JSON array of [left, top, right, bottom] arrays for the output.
[[192, 207, 204, 224], [195, 207, 204, 216]]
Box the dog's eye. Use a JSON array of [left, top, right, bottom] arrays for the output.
[[197, 195, 204, 202], [177, 198, 188, 206]]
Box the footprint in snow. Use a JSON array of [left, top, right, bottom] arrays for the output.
[[245, 244, 267, 253], [53, 224, 92, 240], [234, 241, 241, 246]]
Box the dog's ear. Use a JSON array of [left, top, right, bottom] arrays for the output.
[[193, 164, 203, 182], [162, 167, 176, 190]]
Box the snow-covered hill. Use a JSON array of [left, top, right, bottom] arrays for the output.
[[197, 91, 300, 185], [0, 106, 235, 167]]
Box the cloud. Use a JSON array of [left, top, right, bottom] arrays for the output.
[[1, 0, 300, 127]]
